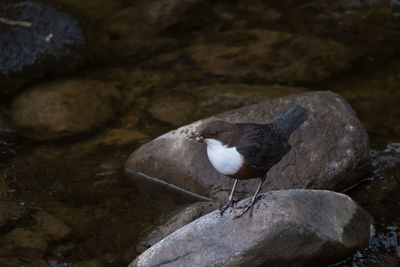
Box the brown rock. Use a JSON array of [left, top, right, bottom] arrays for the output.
[[101, 0, 208, 62], [34, 210, 71, 241], [125, 91, 370, 202], [190, 30, 359, 84], [130, 190, 374, 267], [11, 79, 122, 140], [5, 228, 48, 251]]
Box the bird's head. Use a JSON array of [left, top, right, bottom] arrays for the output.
[[187, 120, 235, 144]]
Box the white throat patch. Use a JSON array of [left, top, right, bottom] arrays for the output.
[[205, 138, 244, 176]]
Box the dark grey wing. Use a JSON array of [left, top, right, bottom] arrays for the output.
[[236, 133, 291, 173]]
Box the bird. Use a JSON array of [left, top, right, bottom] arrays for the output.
[[188, 104, 308, 218]]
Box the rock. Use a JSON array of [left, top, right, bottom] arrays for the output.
[[11, 79, 123, 140], [0, 257, 48, 267], [149, 94, 195, 126], [0, 202, 25, 228], [190, 30, 359, 84], [73, 258, 106, 267], [0, 114, 18, 160], [137, 201, 219, 253], [34, 210, 71, 241], [0, 173, 6, 202], [5, 228, 48, 251], [288, 1, 400, 58], [130, 190, 374, 267], [100, 0, 208, 62], [0, 1, 86, 96], [125, 91, 370, 202]]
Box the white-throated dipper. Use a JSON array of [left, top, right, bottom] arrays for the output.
[[189, 104, 308, 218]]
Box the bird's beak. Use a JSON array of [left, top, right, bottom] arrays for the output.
[[187, 132, 204, 143]]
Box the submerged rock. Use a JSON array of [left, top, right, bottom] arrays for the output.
[[11, 79, 123, 140], [4, 228, 48, 251], [101, 0, 208, 62], [190, 30, 359, 84], [130, 190, 374, 267], [34, 211, 71, 241], [125, 91, 370, 201], [0, 0, 86, 96]]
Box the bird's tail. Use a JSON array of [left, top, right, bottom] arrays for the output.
[[271, 104, 308, 139]]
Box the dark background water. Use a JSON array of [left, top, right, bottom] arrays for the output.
[[0, 0, 400, 266]]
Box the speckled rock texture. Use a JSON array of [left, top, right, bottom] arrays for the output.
[[125, 91, 370, 201], [130, 190, 374, 267], [0, 0, 86, 96]]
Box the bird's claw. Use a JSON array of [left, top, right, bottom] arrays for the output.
[[233, 201, 254, 219], [219, 199, 237, 216]]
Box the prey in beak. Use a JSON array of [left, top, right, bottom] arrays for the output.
[[187, 132, 204, 143]]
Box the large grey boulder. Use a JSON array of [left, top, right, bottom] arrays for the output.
[[125, 91, 370, 201], [130, 190, 374, 267]]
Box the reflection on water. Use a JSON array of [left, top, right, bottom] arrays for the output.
[[1, 0, 400, 266]]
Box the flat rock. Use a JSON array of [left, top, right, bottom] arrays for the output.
[[130, 189, 374, 267], [190, 30, 359, 84], [125, 91, 370, 201], [11, 79, 122, 140]]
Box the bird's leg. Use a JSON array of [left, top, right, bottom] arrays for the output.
[[234, 175, 266, 219], [219, 179, 238, 216]]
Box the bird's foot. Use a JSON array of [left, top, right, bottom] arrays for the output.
[[233, 201, 254, 219], [219, 199, 238, 216], [233, 195, 262, 219]]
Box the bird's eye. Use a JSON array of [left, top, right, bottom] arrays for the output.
[[213, 130, 218, 135]]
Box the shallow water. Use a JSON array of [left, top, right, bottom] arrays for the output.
[[1, 0, 400, 266]]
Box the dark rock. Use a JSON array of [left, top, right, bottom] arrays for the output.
[[0, 202, 25, 228], [137, 201, 219, 253], [190, 30, 359, 84], [0, 1, 86, 96], [34, 210, 71, 241], [130, 190, 374, 267], [125, 91, 370, 202], [100, 0, 208, 62], [11, 79, 122, 140], [4, 227, 48, 251], [0, 113, 19, 160], [73, 258, 106, 267], [0, 257, 48, 267]]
